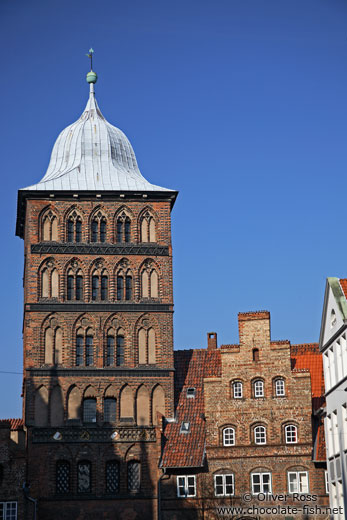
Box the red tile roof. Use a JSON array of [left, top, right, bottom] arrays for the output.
[[0, 418, 24, 430], [339, 278, 347, 299], [160, 349, 221, 468]]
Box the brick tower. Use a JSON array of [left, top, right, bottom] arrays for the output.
[[15, 62, 177, 519]]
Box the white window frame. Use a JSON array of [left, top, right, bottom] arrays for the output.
[[285, 424, 297, 444], [254, 380, 264, 398], [288, 471, 309, 494], [0, 502, 17, 520], [214, 474, 234, 497], [251, 472, 272, 494], [177, 475, 196, 497], [233, 381, 242, 399], [275, 378, 285, 396], [325, 470, 329, 494], [254, 425, 266, 445], [223, 427, 235, 446]]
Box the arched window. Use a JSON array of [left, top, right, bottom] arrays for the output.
[[44, 327, 62, 365], [106, 328, 124, 366], [106, 333, 115, 366], [232, 381, 243, 399], [106, 461, 120, 494], [116, 212, 131, 243], [136, 386, 150, 426], [253, 380, 264, 398], [40, 262, 59, 299], [66, 210, 82, 243], [83, 398, 97, 423], [254, 425, 266, 445], [120, 385, 134, 420], [138, 327, 156, 365], [35, 386, 49, 426], [275, 378, 285, 397], [152, 385, 165, 425], [50, 385, 64, 426], [116, 331, 125, 366], [116, 270, 132, 301], [128, 461, 141, 492], [90, 211, 107, 242], [56, 461, 70, 494], [140, 211, 156, 242], [285, 424, 298, 444], [67, 386, 80, 420], [42, 210, 58, 242], [76, 329, 94, 366], [77, 461, 91, 493], [91, 268, 108, 301], [141, 265, 159, 299], [223, 427, 235, 446]]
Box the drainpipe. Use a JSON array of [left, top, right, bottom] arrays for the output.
[[158, 468, 170, 520], [23, 483, 37, 520]]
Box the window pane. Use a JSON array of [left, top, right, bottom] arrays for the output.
[[262, 474, 271, 493], [215, 475, 224, 496], [187, 476, 195, 496], [177, 477, 185, 496], [101, 276, 108, 301], [285, 425, 297, 444], [67, 276, 74, 300], [117, 220, 123, 243], [117, 276, 123, 300], [126, 276, 132, 300], [76, 335, 83, 366], [288, 473, 297, 493], [276, 379, 285, 396], [91, 220, 98, 242], [78, 462, 91, 493], [106, 461, 119, 493], [76, 276, 83, 300], [104, 398, 116, 422], [125, 218, 131, 242], [107, 336, 114, 366], [92, 276, 99, 301], [56, 461, 70, 494], [100, 220, 106, 242], [67, 220, 74, 242], [233, 382, 242, 398], [86, 336, 93, 366], [223, 427, 235, 446], [4, 503, 17, 520], [254, 380, 264, 397], [83, 398, 96, 423], [116, 335, 124, 366], [76, 220, 82, 243], [128, 461, 140, 492], [299, 472, 308, 493], [225, 475, 234, 495]]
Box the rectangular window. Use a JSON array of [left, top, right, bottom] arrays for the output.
[[177, 476, 196, 497], [288, 471, 309, 494], [251, 473, 272, 494], [91, 221, 98, 242], [117, 276, 124, 300], [0, 502, 17, 520], [75, 220, 82, 243], [56, 461, 70, 494], [86, 335, 93, 366], [116, 335, 125, 366], [106, 461, 119, 493], [83, 399, 96, 423], [92, 276, 99, 301], [117, 220, 123, 243], [100, 221, 106, 243], [78, 462, 91, 493], [128, 461, 141, 492], [76, 335, 83, 366], [125, 276, 132, 300], [325, 470, 329, 494], [101, 276, 108, 301], [104, 398, 116, 422], [214, 474, 234, 497], [67, 276, 74, 301], [67, 220, 74, 242], [275, 379, 285, 396], [76, 275, 83, 300], [125, 219, 131, 242]]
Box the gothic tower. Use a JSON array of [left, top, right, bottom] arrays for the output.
[[16, 66, 177, 519]]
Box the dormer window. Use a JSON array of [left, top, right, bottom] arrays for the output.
[[186, 388, 196, 398], [180, 421, 190, 434]]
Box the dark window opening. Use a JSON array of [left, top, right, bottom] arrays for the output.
[[106, 461, 119, 493], [76, 220, 82, 242], [128, 461, 140, 492], [252, 348, 259, 362], [86, 335, 93, 366], [117, 276, 123, 301], [125, 276, 132, 300], [104, 398, 116, 422], [77, 461, 91, 493], [76, 335, 83, 366], [67, 275, 74, 301], [83, 398, 96, 423], [92, 275, 99, 301], [106, 336, 114, 366], [91, 220, 98, 242], [100, 220, 106, 242], [56, 461, 70, 494], [67, 220, 74, 242], [76, 275, 83, 300], [125, 218, 131, 242], [116, 335, 125, 366], [101, 276, 108, 301]]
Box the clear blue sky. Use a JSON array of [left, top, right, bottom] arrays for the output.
[[1, 0, 347, 418]]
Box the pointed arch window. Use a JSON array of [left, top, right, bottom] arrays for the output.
[[41, 262, 59, 299], [66, 211, 82, 243], [76, 329, 94, 366], [42, 210, 58, 242], [138, 327, 156, 365], [91, 268, 108, 301], [67, 268, 83, 301], [116, 332, 125, 366], [44, 326, 62, 365], [116, 271, 132, 301], [141, 265, 159, 298], [91, 211, 107, 243], [140, 211, 156, 243], [106, 333, 115, 366], [116, 212, 131, 243]]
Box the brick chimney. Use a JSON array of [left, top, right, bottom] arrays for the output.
[[207, 332, 217, 350]]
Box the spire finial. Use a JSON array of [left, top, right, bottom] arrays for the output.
[[86, 48, 97, 85]]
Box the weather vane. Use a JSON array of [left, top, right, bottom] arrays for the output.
[[86, 48, 94, 71]]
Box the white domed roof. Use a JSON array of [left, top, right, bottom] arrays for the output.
[[22, 84, 172, 192]]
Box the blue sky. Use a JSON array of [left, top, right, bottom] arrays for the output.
[[1, 0, 347, 417]]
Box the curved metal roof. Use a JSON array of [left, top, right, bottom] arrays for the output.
[[21, 84, 172, 192]]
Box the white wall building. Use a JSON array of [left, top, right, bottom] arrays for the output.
[[319, 277, 347, 519]]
